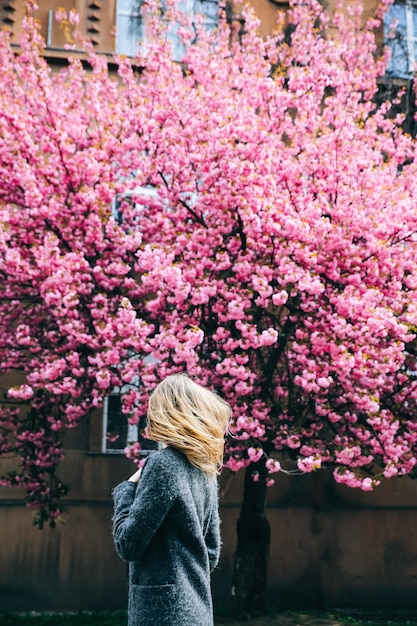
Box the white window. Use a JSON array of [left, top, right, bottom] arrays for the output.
[[116, 0, 144, 57], [112, 183, 199, 229], [112, 184, 164, 227], [385, 0, 417, 79], [102, 390, 163, 454], [102, 354, 161, 454], [115, 0, 219, 60], [102, 391, 138, 453]]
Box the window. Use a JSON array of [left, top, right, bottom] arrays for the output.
[[112, 184, 162, 226], [115, 0, 144, 57], [112, 182, 199, 232], [102, 393, 137, 453], [115, 0, 219, 60], [385, 0, 417, 79], [102, 354, 161, 454], [102, 391, 163, 454]]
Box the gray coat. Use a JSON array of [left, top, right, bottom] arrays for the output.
[[112, 446, 221, 626]]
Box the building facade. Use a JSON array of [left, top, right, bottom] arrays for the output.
[[1, 1, 288, 58], [4, 0, 415, 80]]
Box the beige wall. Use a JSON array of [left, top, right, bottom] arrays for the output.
[[2, 0, 117, 52], [239, 0, 286, 36]]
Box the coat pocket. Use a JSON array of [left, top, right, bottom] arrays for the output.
[[129, 583, 177, 626]]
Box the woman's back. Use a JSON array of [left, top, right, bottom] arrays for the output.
[[112, 446, 220, 626], [112, 374, 230, 626]]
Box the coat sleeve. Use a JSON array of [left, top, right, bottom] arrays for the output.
[[112, 454, 177, 562], [205, 499, 221, 573]]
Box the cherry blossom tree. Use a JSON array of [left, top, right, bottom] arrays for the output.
[[1, 0, 417, 614], [0, 5, 152, 527]]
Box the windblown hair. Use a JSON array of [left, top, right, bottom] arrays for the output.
[[147, 374, 231, 477]]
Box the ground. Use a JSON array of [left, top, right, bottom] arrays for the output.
[[1, 610, 417, 626], [216, 610, 417, 626], [216, 615, 346, 625]]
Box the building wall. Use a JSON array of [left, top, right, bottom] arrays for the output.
[[1, 0, 386, 70], [2, 438, 417, 612], [0, 0, 387, 49], [2, 0, 283, 50], [2, 0, 116, 52]]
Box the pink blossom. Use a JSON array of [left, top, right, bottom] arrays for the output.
[[265, 459, 281, 473], [286, 435, 301, 450], [299, 455, 322, 473], [247, 447, 264, 463], [7, 385, 34, 400], [224, 457, 250, 472], [272, 291, 288, 307], [259, 329, 278, 346]]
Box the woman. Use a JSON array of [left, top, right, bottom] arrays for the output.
[[112, 373, 231, 626]]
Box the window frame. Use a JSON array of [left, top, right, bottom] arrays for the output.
[[115, 0, 219, 59], [385, 0, 417, 79], [101, 387, 139, 454]]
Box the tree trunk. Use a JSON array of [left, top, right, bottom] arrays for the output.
[[232, 460, 271, 618]]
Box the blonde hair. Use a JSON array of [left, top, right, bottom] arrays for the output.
[[146, 374, 231, 477]]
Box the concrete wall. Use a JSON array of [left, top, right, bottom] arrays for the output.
[[218, 468, 417, 610], [2, 445, 417, 612], [264, 472, 417, 609]]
